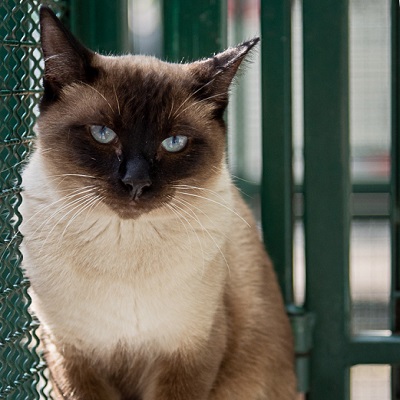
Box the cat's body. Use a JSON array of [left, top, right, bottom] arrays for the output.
[[20, 7, 296, 400]]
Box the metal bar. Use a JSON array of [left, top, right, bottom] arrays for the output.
[[391, 0, 400, 398], [260, 0, 294, 304], [0, 89, 43, 96], [0, 40, 37, 47], [352, 183, 391, 193], [349, 336, 400, 365], [392, 0, 400, 346], [0, 188, 23, 199], [303, 1, 351, 399], [69, 0, 129, 53], [163, 0, 227, 62], [230, 0, 246, 176], [0, 137, 35, 147]]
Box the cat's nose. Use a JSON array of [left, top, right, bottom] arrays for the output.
[[122, 178, 152, 201], [120, 156, 152, 201]]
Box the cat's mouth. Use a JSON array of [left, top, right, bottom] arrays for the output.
[[101, 187, 171, 220]]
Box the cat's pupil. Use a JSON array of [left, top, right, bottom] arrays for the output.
[[90, 125, 117, 144], [161, 135, 188, 152]]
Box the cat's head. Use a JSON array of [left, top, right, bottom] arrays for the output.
[[36, 7, 258, 219]]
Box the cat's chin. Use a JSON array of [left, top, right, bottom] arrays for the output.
[[105, 201, 166, 221], [113, 210, 148, 220]]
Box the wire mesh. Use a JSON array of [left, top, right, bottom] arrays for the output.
[[0, 1, 68, 398]]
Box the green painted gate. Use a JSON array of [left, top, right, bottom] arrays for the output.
[[1, 0, 399, 399]]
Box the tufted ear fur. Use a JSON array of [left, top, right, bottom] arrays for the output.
[[188, 38, 260, 117], [39, 6, 98, 107]]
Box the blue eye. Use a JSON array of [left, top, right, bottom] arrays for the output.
[[161, 135, 188, 153], [90, 125, 117, 144]]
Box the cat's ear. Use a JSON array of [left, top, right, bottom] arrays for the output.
[[188, 38, 260, 115], [39, 7, 97, 104]]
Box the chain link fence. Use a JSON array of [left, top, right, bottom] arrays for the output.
[[0, 1, 68, 398]]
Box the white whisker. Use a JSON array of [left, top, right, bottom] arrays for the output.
[[78, 81, 115, 115], [173, 196, 232, 245], [37, 192, 99, 256], [174, 92, 226, 120], [172, 183, 229, 205], [167, 201, 206, 276], [168, 98, 175, 120], [46, 173, 98, 180], [172, 76, 217, 118], [112, 83, 121, 116], [58, 194, 104, 245], [1, 158, 29, 173], [0, 186, 99, 263], [30, 190, 98, 241], [170, 200, 230, 276], [175, 191, 251, 227], [164, 201, 193, 254]]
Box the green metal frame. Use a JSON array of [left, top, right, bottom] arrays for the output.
[[260, 0, 293, 306], [392, 0, 400, 397], [303, 1, 351, 398], [261, 0, 400, 398], [229, 0, 247, 175], [69, 0, 129, 53], [163, 0, 227, 61], [260, 3, 314, 391]]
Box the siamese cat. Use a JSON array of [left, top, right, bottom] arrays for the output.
[[20, 6, 296, 400]]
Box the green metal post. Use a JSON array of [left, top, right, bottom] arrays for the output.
[[303, 1, 351, 399], [230, 0, 246, 177], [163, 0, 227, 62], [349, 336, 400, 365], [391, 0, 400, 398], [69, 0, 129, 53], [261, 2, 317, 393], [260, 0, 294, 305]]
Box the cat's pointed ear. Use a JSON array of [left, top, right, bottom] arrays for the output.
[[188, 38, 260, 115], [39, 7, 97, 104]]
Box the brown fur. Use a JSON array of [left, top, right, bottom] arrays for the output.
[[22, 7, 296, 400]]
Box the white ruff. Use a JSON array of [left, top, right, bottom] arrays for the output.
[[20, 154, 233, 356]]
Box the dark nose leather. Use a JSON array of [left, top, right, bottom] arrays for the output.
[[121, 179, 151, 200], [120, 157, 151, 200]]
